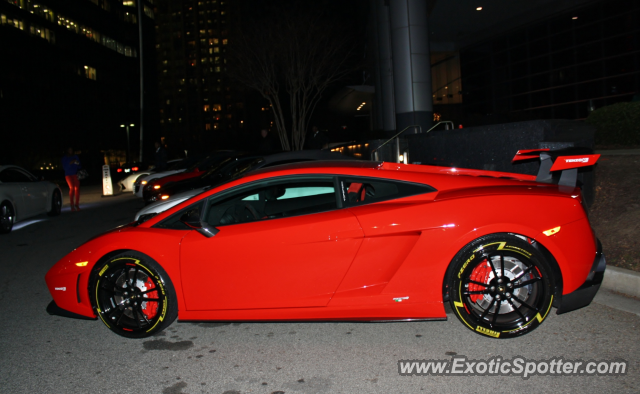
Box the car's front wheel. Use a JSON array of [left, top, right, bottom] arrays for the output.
[[449, 234, 554, 339], [0, 201, 14, 234], [90, 252, 177, 338], [47, 190, 62, 216]]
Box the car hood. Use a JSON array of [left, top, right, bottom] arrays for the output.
[[134, 187, 205, 220], [140, 169, 185, 182]]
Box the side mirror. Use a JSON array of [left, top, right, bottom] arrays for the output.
[[180, 209, 219, 238]]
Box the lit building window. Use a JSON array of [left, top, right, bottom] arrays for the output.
[[144, 5, 155, 19], [124, 12, 137, 23], [123, 0, 136, 7], [84, 65, 97, 80], [203, 104, 210, 112], [3, 0, 138, 56]]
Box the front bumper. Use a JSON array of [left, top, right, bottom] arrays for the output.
[[47, 300, 96, 320], [556, 239, 606, 314]]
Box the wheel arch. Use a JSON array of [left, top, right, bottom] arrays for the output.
[[89, 249, 168, 279], [441, 232, 564, 307]]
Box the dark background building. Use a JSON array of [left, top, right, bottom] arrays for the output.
[[0, 0, 158, 169], [457, 0, 639, 124], [358, 0, 639, 135], [2, 0, 637, 169], [154, 0, 253, 157]]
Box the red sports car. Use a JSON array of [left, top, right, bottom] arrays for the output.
[[45, 150, 605, 339]]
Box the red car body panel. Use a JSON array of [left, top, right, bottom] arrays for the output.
[[45, 161, 600, 323]]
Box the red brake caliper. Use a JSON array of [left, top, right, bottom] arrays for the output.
[[468, 259, 492, 303], [141, 278, 158, 319]]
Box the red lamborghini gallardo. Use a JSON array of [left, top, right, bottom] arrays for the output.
[[45, 148, 605, 339]]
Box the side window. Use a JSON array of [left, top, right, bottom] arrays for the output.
[[204, 178, 337, 227], [154, 201, 205, 230], [0, 169, 32, 183], [339, 177, 435, 206]]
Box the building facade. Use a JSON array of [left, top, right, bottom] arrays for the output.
[[0, 0, 157, 167], [459, 0, 639, 122], [154, 0, 255, 156]]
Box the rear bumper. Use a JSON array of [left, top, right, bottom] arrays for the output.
[[556, 239, 606, 314]]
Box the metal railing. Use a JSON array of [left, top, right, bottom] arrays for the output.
[[370, 121, 454, 162]]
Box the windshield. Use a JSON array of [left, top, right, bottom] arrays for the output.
[[185, 154, 228, 173], [230, 158, 264, 178], [165, 157, 197, 171], [201, 157, 234, 178], [201, 158, 264, 192]]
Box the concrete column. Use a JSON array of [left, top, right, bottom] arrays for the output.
[[389, 0, 433, 133], [374, 0, 396, 133]]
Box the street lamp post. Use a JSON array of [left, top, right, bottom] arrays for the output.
[[120, 123, 135, 163]]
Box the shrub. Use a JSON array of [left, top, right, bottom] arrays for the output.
[[586, 102, 640, 146]]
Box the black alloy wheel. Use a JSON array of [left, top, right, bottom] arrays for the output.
[[90, 253, 177, 338], [449, 234, 554, 339], [0, 202, 14, 234]]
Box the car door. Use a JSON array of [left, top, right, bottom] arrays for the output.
[[0, 168, 30, 220], [329, 177, 438, 298], [20, 169, 49, 215], [178, 176, 364, 310]]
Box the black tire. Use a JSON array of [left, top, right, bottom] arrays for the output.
[[449, 234, 554, 339], [47, 190, 62, 216], [0, 201, 14, 234], [90, 252, 178, 338]]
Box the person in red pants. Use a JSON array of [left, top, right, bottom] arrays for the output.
[[61, 147, 81, 211]]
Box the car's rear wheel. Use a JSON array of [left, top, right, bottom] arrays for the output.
[[90, 252, 177, 338], [47, 190, 62, 216], [449, 234, 554, 339], [0, 201, 14, 234]]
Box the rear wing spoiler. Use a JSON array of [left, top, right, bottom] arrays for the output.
[[512, 147, 600, 187]]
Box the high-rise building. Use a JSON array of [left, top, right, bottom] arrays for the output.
[[0, 0, 157, 167], [154, 0, 251, 156]]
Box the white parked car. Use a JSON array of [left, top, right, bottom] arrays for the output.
[[0, 165, 62, 234], [118, 159, 184, 194]]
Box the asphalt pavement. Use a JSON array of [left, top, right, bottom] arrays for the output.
[[0, 190, 639, 394]]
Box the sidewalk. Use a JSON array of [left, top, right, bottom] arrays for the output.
[[57, 183, 134, 207]]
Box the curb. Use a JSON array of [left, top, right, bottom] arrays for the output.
[[601, 266, 640, 299]]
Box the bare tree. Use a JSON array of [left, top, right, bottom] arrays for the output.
[[228, 3, 358, 150]]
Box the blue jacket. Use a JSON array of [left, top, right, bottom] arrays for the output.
[[62, 155, 80, 176]]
